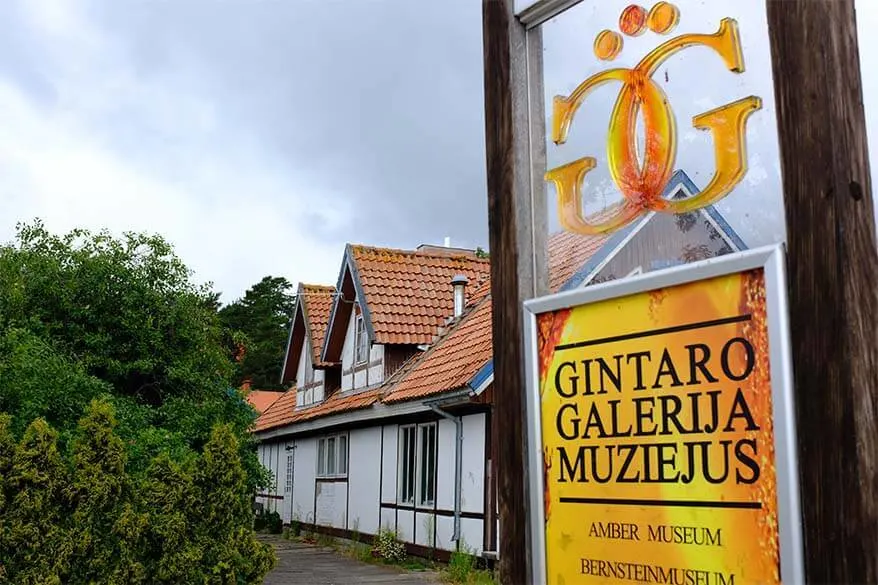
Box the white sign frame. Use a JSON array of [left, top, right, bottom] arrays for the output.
[[522, 244, 804, 585]]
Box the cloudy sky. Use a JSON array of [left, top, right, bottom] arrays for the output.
[[0, 0, 488, 303], [1, 0, 876, 304]]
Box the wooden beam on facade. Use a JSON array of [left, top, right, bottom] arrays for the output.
[[766, 1, 878, 582]]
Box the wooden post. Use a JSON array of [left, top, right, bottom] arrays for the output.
[[766, 1, 878, 582], [482, 0, 543, 582]]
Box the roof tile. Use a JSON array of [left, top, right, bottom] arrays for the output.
[[351, 245, 491, 345], [548, 230, 609, 292], [301, 284, 336, 366], [255, 231, 606, 432], [252, 388, 381, 432], [245, 390, 284, 415]]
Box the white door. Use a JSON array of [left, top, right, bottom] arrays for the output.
[[282, 444, 295, 524]]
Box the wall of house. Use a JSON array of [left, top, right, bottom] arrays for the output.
[[256, 410, 489, 556], [295, 332, 326, 408], [379, 412, 487, 554], [347, 426, 382, 535], [291, 438, 317, 525], [255, 441, 285, 516], [340, 306, 384, 392]]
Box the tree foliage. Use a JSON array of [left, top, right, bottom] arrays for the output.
[[0, 219, 268, 486], [219, 276, 296, 389], [0, 401, 275, 584]]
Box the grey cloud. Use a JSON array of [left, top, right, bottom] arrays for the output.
[[84, 0, 490, 251]]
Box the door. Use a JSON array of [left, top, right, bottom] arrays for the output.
[[282, 443, 295, 524]]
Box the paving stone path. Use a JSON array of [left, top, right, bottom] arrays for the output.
[[260, 535, 440, 585]]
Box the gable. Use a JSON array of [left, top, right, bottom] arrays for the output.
[[321, 244, 491, 362], [322, 256, 361, 364], [560, 170, 747, 290], [280, 283, 336, 385], [280, 307, 305, 385]]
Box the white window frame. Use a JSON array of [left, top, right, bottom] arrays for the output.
[[354, 313, 368, 365], [316, 432, 349, 478], [398, 422, 437, 508]]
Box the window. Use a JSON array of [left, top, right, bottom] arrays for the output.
[[355, 314, 368, 364], [317, 433, 348, 478], [400, 426, 417, 503], [338, 435, 348, 475], [419, 425, 436, 506], [399, 423, 437, 507]]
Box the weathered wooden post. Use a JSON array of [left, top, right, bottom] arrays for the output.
[[482, 0, 878, 583], [765, 1, 878, 582]]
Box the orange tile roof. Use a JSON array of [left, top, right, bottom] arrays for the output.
[[254, 231, 610, 433], [300, 284, 336, 366], [245, 390, 284, 414], [253, 388, 382, 432], [382, 294, 493, 403], [351, 245, 491, 345], [548, 230, 609, 292], [380, 230, 607, 402]]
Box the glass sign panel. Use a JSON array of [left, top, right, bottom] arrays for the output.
[[537, 0, 786, 292]]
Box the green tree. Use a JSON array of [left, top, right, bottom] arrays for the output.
[[193, 424, 275, 583], [219, 276, 296, 389], [0, 219, 232, 406], [141, 454, 203, 583], [66, 400, 146, 584], [0, 329, 110, 446], [0, 415, 15, 583], [0, 219, 265, 487], [0, 419, 68, 584], [0, 405, 275, 584]]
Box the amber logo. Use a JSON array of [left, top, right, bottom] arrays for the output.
[[545, 2, 762, 235]]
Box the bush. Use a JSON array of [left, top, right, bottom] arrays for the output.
[[254, 510, 283, 534], [372, 528, 406, 564], [0, 401, 276, 584]]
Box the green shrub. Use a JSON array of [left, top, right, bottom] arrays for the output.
[[253, 510, 282, 534], [0, 418, 68, 584], [372, 528, 406, 564], [0, 401, 275, 585]]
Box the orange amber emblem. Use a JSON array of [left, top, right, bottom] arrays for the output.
[[546, 3, 762, 235]]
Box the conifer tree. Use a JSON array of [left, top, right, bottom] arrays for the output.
[[0, 414, 15, 584], [2, 418, 67, 584], [0, 415, 14, 508], [195, 424, 275, 583], [66, 399, 145, 584], [141, 453, 202, 584]]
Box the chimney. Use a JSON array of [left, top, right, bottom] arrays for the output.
[[444, 236, 451, 248], [451, 274, 468, 318]]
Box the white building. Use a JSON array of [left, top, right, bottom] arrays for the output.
[[254, 244, 496, 559], [251, 174, 747, 561]]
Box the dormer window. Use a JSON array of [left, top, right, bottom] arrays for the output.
[[355, 313, 368, 364]]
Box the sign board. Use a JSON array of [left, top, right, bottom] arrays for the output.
[[524, 0, 788, 295], [524, 245, 803, 584]]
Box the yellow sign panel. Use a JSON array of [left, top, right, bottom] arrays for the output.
[[537, 268, 778, 584]]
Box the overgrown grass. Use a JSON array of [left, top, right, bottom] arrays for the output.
[[441, 544, 497, 585]]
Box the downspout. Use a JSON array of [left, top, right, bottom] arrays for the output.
[[423, 386, 473, 544], [427, 402, 463, 543]]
